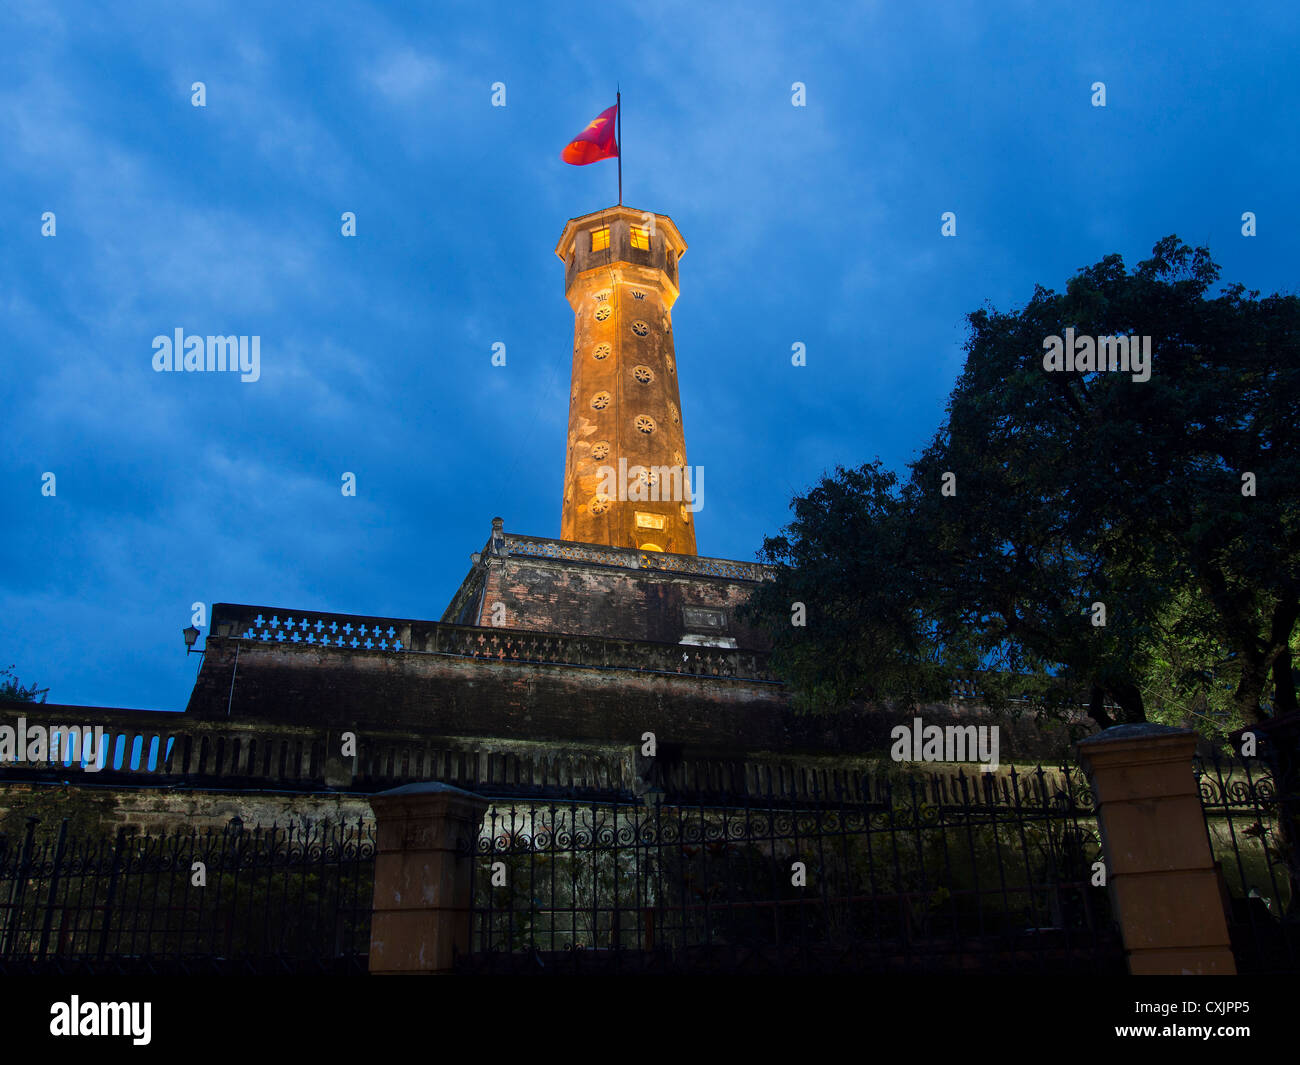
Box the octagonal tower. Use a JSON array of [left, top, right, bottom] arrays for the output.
[[555, 206, 696, 555]]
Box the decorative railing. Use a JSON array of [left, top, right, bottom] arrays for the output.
[[426, 625, 775, 681], [227, 611, 409, 650], [0, 699, 1088, 818], [0, 710, 640, 796], [209, 605, 778, 683], [209, 607, 1087, 703], [502, 537, 633, 570], [501, 535, 776, 583]]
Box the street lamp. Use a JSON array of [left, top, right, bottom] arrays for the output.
[[183, 626, 201, 654]]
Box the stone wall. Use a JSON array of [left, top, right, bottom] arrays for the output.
[[440, 530, 776, 649], [0, 584, 1093, 840], [0, 781, 372, 838], [180, 630, 1082, 759], [472, 554, 771, 648]]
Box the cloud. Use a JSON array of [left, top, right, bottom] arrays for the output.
[[367, 48, 442, 101]]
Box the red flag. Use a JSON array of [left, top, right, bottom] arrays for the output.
[[561, 103, 619, 165]]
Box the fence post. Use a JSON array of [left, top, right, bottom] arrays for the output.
[[1077, 723, 1236, 975], [367, 782, 489, 975]]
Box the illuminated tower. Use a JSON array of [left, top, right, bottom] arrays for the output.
[[555, 206, 697, 555]]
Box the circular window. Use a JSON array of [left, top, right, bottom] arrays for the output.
[[636, 468, 661, 488], [593, 343, 610, 361], [631, 320, 649, 336], [591, 392, 611, 410], [666, 354, 675, 373], [633, 365, 654, 384], [590, 496, 609, 515], [668, 401, 680, 424], [595, 305, 611, 321], [635, 415, 656, 435], [591, 441, 610, 460]]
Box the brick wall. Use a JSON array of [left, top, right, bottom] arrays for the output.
[[470, 555, 772, 649]]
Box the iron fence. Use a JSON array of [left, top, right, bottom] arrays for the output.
[[0, 818, 375, 974], [16, 743, 1294, 977], [457, 765, 1124, 974], [1196, 745, 1300, 974]]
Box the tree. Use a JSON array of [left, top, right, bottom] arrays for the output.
[[747, 238, 1300, 734], [742, 462, 958, 714], [0, 665, 48, 704]]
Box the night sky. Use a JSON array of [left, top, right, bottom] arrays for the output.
[[2, 0, 1295, 709]]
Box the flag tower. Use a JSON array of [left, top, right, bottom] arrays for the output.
[[554, 207, 696, 555]]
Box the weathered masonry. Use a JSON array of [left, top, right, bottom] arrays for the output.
[[0, 204, 1077, 835]]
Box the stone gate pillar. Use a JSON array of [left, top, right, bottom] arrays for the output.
[[1077, 723, 1236, 975], [368, 782, 489, 975]]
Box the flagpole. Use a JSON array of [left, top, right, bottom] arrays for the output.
[[616, 87, 622, 206]]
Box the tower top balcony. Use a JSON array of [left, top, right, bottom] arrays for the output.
[[556, 206, 687, 305]]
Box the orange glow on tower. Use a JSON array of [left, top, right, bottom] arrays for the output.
[[555, 207, 696, 554]]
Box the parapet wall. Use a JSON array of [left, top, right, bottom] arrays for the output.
[[441, 531, 777, 649]]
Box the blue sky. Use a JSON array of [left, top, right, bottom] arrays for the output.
[[2, 0, 1296, 711]]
